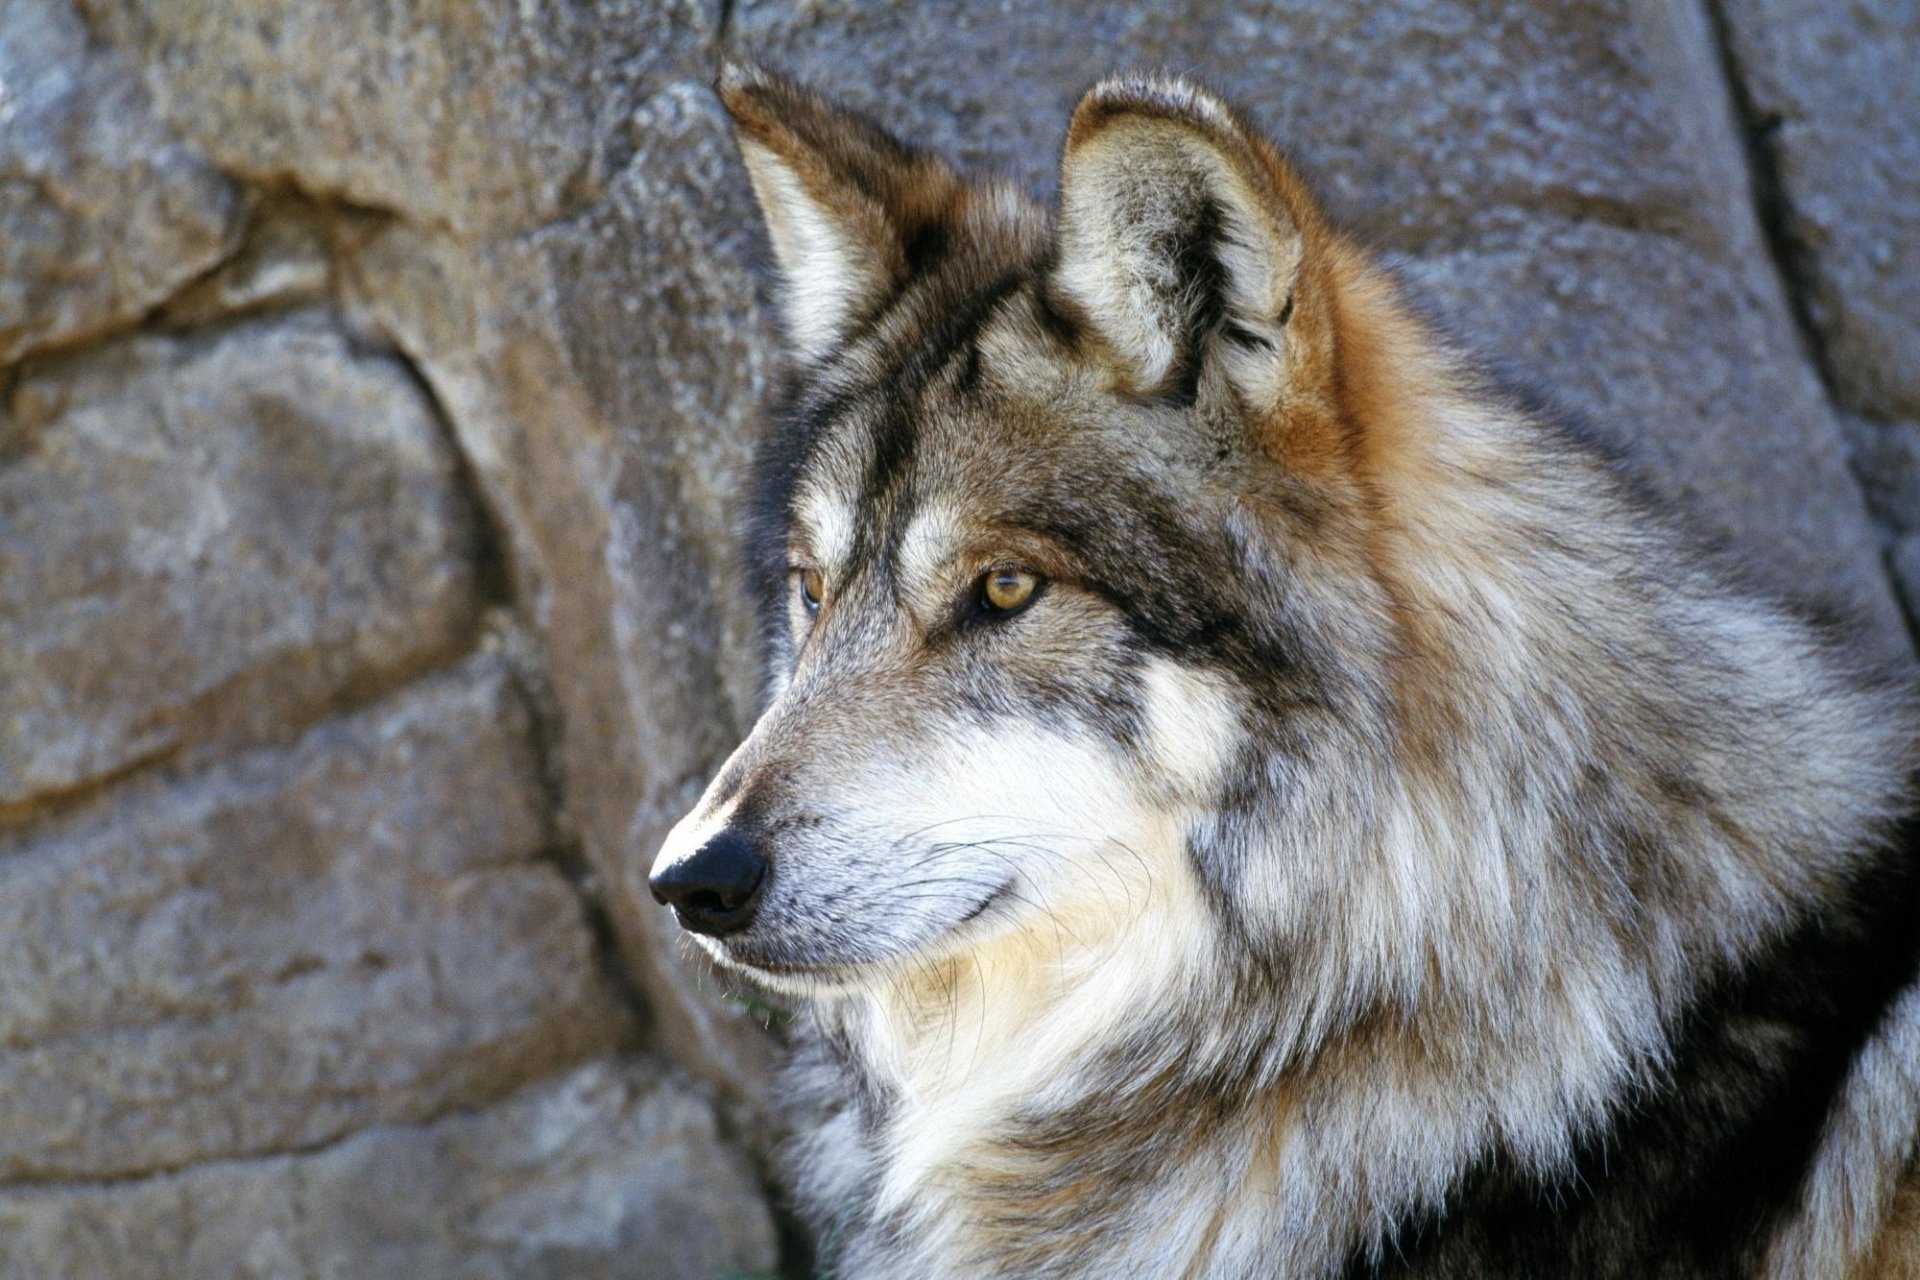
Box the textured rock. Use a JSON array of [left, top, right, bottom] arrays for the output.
[[526, 78, 786, 1075], [1843, 414, 1920, 536], [0, 317, 481, 808], [0, 658, 624, 1180], [740, 0, 1702, 222], [0, 0, 245, 362], [1716, 0, 1920, 423], [157, 202, 332, 327], [737, 0, 1907, 657], [1893, 535, 1920, 627], [79, 0, 714, 236], [332, 81, 786, 1103], [0, 1055, 779, 1280]]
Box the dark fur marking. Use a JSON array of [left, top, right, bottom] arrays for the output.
[[1031, 262, 1088, 354], [901, 219, 950, 275], [1162, 195, 1232, 406], [860, 271, 1027, 511]]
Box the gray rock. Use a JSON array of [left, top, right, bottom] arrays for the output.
[[1716, 0, 1920, 423], [0, 317, 482, 808], [0, 658, 626, 1180], [1893, 534, 1920, 627], [0, 0, 244, 362], [1841, 414, 1920, 535], [529, 78, 789, 1080], [0, 1055, 778, 1280], [738, 0, 1706, 227]]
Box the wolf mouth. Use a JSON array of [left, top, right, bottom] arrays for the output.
[[704, 881, 1016, 984]]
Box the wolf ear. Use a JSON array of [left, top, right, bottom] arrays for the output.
[[1051, 78, 1336, 417], [718, 62, 969, 362]]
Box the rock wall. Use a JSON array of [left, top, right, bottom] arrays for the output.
[[0, 1, 1912, 1275]]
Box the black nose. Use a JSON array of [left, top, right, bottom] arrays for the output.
[[649, 829, 768, 937]]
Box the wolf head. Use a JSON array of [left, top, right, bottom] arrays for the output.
[[649, 64, 1378, 992], [645, 64, 1917, 1278], [649, 65, 1909, 1062]]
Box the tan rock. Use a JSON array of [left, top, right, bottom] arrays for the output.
[[157, 203, 333, 327], [0, 1055, 778, 1280], [0, 0, 244, 362], [0, 317, 481, 809], [0, 657, 625, 1180], [80, 0, 714, 237], [332, 83, 788, 1108]]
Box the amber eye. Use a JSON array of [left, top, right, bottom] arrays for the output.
[[979, 567, 1040, 615], [795, 567, 824, 614]]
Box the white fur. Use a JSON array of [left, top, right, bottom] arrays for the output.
[[736, 138, 885, 361], [1138, 660, 1242, 802], [812, 718, 1218, 1265], [895, 503, 963, 607], [795, 482, 857, 576]]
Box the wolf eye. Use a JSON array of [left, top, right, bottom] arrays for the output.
[[793, 567, 824, 614], [979, 568, 1041, 616]]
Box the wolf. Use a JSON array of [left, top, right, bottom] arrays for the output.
[[648, 63, 1920, 1278]]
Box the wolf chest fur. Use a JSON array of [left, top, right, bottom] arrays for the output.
[[648, 64, 1920, 1279]]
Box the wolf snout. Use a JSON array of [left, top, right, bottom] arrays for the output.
[[649, 828, 769, 937]]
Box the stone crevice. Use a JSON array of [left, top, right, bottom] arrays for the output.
[[349, 333, 517, 613], [0, 208, 250, 376], [353, 323, 668, 1046], [486, 611, 667, 1045], [1698, 0, 1838, 398], [0, 294, 503, 829], [0, 1051, 634, 1197], [1696, 0, 1919, 643]]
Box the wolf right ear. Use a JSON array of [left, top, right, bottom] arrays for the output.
[[718, 62, 969, 362], [1050, 77, 1340, 432]]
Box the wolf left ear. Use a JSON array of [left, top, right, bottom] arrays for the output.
[[1051, 78, 1338, 421], [718, 62, 969, 362]]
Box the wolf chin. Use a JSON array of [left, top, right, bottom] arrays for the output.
[[649, 64, 1920, 1278]]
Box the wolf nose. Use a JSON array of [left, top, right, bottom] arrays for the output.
[[649, 829, 768, 937]]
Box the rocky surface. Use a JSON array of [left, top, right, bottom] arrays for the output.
[[0, 0, 245, 363], [0, 1056, 779, 1280], [1714, 0, 1920, 425], [0, 658, 623, 1181], [1711, 2, 1920, 640], [0, 0, 1913, 1274], [0, 318, 480, 809]]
